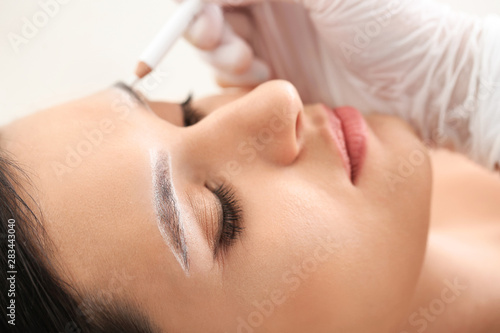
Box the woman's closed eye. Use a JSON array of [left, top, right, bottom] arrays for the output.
[[181, 94, 205, 126], [179, 95, 244, 257], [211, 183, 244, 258]]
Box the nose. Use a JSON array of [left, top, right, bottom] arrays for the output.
[[193, 80, 303, 167]]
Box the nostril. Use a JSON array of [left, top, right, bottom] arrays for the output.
[[295, 109, 303, 145]]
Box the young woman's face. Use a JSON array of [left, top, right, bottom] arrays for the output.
[[2, 80, 431, 332]]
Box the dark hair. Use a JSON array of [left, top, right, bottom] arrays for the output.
[[0, 150, 161, 333]]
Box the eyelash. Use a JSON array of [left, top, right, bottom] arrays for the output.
[[181, 94, 204, 126], [212, 183, 244, 255]]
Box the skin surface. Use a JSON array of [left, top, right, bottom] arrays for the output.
[[0, 80, 432, 332]]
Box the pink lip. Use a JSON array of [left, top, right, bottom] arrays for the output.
[[322, 105, 367, 184]]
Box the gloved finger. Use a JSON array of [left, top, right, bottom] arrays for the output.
[[215, 57, 271, 87], [204, 0, 294, 5], [203, 0, 318, 11], [199, 22, 255, 74], [223, 8, 254, 43], [184, 3, 225, 50], [185, 4, 254, 52]]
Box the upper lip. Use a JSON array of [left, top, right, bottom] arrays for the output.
[[313, 104, 354, 182]]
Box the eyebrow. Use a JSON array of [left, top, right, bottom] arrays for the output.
[[113, 81, 149, 108], [150, 149, 190, 272]]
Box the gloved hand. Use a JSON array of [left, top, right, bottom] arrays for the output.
[[185, 0, 500, 171]]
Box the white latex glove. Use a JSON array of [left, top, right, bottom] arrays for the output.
[[185, 0, 500, 171]]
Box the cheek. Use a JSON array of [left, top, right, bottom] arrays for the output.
[[220, 181, 354, 330], [225, 164, 431, 331]]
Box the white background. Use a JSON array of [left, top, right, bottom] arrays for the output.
[[1, 0, 499, 125]]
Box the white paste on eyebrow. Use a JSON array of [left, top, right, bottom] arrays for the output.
[[149, 149, 190, 275]]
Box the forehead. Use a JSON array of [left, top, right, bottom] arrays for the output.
[[1, 88, 141, 169]]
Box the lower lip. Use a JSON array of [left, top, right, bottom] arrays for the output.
[[324, 106, 368, 183]]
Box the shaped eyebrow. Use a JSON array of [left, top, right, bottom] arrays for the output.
[[113, 81, 149, 108], [150, 149, 189, 272]]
